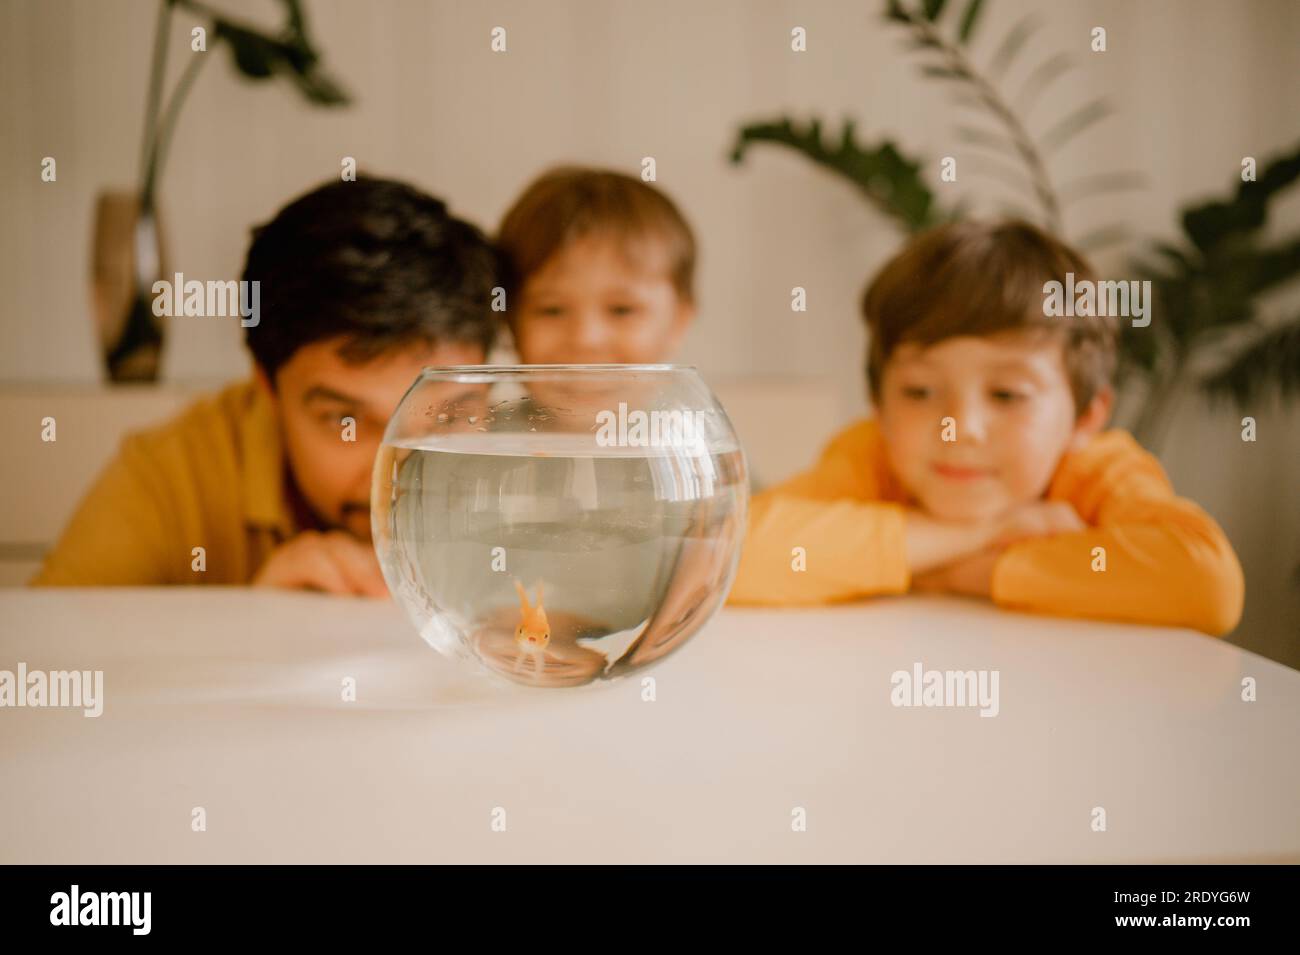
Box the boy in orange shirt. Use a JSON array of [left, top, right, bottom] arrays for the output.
[[727, 220, 1244, 637]]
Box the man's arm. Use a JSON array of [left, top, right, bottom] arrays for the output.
[[29, 436, 179, 586]]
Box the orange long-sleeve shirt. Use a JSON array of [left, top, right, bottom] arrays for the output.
[[726, 418, 1245, 637], [29, 378, 301, 586]]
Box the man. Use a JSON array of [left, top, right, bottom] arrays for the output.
[[31, 176, 500, 594]]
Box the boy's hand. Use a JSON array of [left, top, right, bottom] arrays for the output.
[[252, 530, 389, 597], [993, 500, 1086, 547], [902, 508, 1003, 575], [912, 500, 1086, 598], [912, 547, 1003, 598]]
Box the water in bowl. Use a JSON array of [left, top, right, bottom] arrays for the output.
[[374, 432, 747, 687]]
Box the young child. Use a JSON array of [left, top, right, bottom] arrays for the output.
[[727, 220, 1245, 637], [496, 166, 696, 365]]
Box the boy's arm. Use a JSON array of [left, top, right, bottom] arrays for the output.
[[28, 435, 180, 586], [727, 424, 1001, 605], [990, 438, 1245, 637], [727, 494, 911, 605]]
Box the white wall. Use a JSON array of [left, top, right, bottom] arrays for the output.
[[2, 0, 1297, 664]]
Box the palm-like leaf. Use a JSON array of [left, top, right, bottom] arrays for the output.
[[987, 13, 1038, 79], [1201, 316, 1300, 407], [729, 118, 947, 232], [1039, 99, 1112, 154], [957, 0, 986, 44], [1013, 51, 1072, 116]]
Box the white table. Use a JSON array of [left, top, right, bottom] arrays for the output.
[[2, 588, 1297, 863]]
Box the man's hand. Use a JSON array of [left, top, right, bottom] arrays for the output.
[[252, 530, 389, 597]]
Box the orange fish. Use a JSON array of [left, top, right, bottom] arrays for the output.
[[513, 578, 551, 667]]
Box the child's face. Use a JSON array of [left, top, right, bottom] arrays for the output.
[[512, 234, 693, 365], [876, 331, 1107, 522]]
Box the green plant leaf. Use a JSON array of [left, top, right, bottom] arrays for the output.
[[1215, 235, 1300, 298], [1182, 142, 1300, 251], [288, 65, 349, 105], [955, 123, 1020, 158], [1014, 51, 1073, 115], [213, 19, 281, 79], [1201, 315, 1300, 408], [958, 0, 985, 44], [1136, 241, 1197, 278], [1039, 98, 1112, 153], [1117, 317, 1162, 377], [729, 117, 945, 232], [211, 14, 349, 105], [988, 13, 1039, 79], [1244, 146, 1300, 202], [277, 0, 307, 35], [884, 0, 912, 24], [922, 0, 948, 20], [920, 64, 971, 81]]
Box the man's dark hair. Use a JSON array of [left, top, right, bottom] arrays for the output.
[[242, 176, 500, 378]]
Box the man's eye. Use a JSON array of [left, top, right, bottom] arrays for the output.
[[901, 386, 931, 400]]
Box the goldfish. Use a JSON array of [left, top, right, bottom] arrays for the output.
[[513, 578, 551, 675]]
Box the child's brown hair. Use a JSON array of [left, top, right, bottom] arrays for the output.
[[861, 219, 1118, 415], [497, 166, 697, 307]]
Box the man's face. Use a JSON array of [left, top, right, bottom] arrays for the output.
[[876, 331, 1105, 522], [259, 336, 485, 542]]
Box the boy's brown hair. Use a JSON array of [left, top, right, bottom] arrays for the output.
[[861, 219, 1118, 415], [497, 166, 697, 307]]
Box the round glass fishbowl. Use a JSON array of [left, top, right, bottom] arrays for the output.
[[372, 364, 749, 688]]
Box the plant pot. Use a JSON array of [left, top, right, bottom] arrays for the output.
[[91, 190, 166, 382]]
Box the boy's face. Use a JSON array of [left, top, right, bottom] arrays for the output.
[[257, 336, 485, 542], [876, 330, 1109, 522], [512, 234, 694, 365]]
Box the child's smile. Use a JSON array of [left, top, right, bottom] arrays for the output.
[[930, 461, 997, 482]]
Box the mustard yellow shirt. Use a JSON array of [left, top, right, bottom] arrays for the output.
[[726, 417, 1245, 637], [29, 378, 302, 586]]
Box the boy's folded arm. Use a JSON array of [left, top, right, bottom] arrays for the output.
[[990, 491, 1245, 637], [28, 436, 179, 587], [728, 422, 915, 605], [727, 493, 911, 605]]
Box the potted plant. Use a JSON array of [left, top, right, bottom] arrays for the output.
[[96, 0, 350, 382]]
